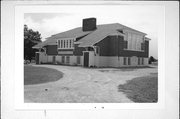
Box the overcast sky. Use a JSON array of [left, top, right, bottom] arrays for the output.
[[24, 5, 164, 59]]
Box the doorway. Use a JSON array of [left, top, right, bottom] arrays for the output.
[[83, 52, 89, 67]]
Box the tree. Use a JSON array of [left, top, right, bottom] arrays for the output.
[[24, 25, 42, 61]]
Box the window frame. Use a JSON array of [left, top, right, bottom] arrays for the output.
[[66, 56, 70, 64], [57, 38, 75, 49]]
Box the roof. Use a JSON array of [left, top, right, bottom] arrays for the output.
[[33, 27, 91, 48], [33, 23, 147, 48], [78, 23, 144, 47]]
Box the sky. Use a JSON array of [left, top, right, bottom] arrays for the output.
[[24, 5, 164, 59]]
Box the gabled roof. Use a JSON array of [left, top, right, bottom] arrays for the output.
[[33, 23, 147, 48]]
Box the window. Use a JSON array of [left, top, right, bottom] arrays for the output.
[[124, 41, 128, 49], [142, 58, 144, 65], [141, 42, 145, 51], [77, 56, 81, 64], [66, 40, 68, 48], [138, 57, 140, 65], [62, 56, 65, 63], [69, 40, 72, 47], [61, 40, 63, 48], [123, 57, 127, 65], [126, 32, 144, 51], [66, 56, 70, 63], [128, 57, 131, 65], [64, 40, 66, 48], [57, 38, 74, 49]]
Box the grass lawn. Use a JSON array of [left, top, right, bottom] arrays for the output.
[[99, 66, 155, 72], [24, 65, 63, 85], [118, 73, 158, 103]]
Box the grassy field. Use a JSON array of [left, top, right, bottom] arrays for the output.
[[24, 65, 63, 85], [118, 73, 158, 103]]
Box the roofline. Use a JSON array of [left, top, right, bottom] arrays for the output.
[[96, 23, 147, 35], [45, 23, 147, 40], [50, 27, 81, 37]]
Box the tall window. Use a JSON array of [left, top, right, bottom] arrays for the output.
[[64, 40, 66, 48], [61, 40, 63, 48], [66, 40, 68, 48]]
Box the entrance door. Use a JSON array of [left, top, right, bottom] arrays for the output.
[[35, 52, 39, 64], [83, 52, 89, 67]]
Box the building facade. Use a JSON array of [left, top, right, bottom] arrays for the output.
[[33, 18, 150, 67]]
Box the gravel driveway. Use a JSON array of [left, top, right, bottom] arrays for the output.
[[24, 65, 157, 103]]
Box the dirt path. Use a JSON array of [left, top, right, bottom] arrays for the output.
[[24, 65, 157, 103]]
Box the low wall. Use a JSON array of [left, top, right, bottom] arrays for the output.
[[45, 55, 84, 66], [38, 52, 148, 67], [93, 56, 149, 67]]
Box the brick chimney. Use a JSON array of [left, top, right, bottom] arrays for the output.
[[82, 18, 97, 31]]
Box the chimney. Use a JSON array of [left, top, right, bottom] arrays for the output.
[[82, 18, 97, 31]]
